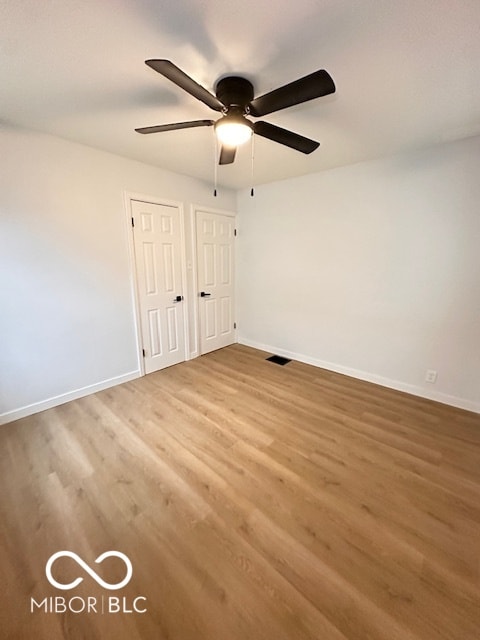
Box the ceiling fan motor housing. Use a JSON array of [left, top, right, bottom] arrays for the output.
[[215, 76, 254, 112]]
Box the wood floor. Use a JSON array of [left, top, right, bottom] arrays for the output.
[[1, 344, 479, 640]]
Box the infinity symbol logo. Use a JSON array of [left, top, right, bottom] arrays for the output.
[[46, 551, 133, 591]]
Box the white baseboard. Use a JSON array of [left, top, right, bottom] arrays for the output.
[[3, 342, 478, 424], [0, 370, 141, 426], [238, 337, 480, 415]]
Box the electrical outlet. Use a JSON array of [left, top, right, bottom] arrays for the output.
[[425, 369, 438, 384]]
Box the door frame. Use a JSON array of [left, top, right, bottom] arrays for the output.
[[124, 191, 189, 376], [192, 204, 237, 355]]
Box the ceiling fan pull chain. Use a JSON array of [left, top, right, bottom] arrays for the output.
[[213, 131, 218, 197], [250, 134, 255, 197]]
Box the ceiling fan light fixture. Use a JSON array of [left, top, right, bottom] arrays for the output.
[[137, 61, 336, 165], [214, 114, 253, 147]]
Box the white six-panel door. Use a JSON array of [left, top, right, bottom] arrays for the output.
[[132, 200, 186, 373], [196, 210, 235, 355]]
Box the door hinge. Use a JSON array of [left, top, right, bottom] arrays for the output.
[[142, 348, 146, 357], [234, 229, 237, 237], [234, 322, 237, 329], [131, 217, 135, 227]]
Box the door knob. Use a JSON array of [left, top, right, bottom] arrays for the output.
[[200, 291, 211, 297], [173, 295, 184, 302]]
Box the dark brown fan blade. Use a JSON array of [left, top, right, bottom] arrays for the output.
[[145, 60, 224, 112], [253, 121, 319, 154], [135, 120, 214, 134], [249, 70, 335, 117], [219, 146, 236, 165]]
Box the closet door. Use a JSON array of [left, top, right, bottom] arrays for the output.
[[132, 200, 186, 373], [196, 210, 236, 355]]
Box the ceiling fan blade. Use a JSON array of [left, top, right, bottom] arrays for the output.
[[135, 120, 214, 134], [145, 60, 224, 112], [249, 70, 335, 117], [219, 146, 236, 165], [253, 121, 319, 154]]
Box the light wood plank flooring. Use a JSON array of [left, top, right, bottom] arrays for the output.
[[1, 344, 479, 639]]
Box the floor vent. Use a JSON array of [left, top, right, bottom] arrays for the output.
[[266, 355, 291, 366]]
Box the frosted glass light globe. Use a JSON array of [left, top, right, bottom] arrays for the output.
[[215, 117, 252, 146]]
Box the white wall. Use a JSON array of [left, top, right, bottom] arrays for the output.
[[0, 125, 236, 424], [237, 135, 480, 413]]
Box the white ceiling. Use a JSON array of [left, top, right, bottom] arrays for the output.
[[2, 0, 480, 189]]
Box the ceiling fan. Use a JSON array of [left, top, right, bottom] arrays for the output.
[[135, 60, 336, 165]]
